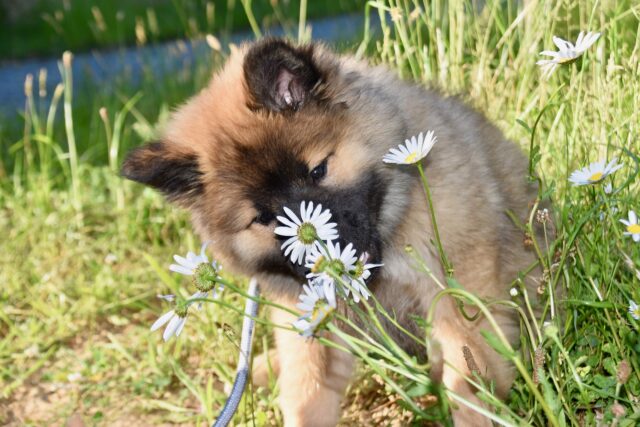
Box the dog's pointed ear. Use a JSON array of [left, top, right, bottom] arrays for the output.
[[243, 38, 322, 112], [121, 141, 203, 205]]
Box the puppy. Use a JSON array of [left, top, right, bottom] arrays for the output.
[[122, 38, 541, 426]]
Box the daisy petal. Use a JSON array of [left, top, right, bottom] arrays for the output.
[[151, 310, 175, 332]]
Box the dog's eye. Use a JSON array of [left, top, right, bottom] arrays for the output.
[[253, 210, 275, 226], [310, 159, 327, 183]]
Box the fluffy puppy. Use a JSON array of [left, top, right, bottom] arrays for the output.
[[122, 38, 542, 426]]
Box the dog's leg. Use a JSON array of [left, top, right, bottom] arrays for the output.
[[433, 300, 517, 427], [252, 348, 279, 388], [271, 302, 354, 427]]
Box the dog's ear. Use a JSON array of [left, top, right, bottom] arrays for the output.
[[243, 38, 322, 112], [121, 141, 203, 205]]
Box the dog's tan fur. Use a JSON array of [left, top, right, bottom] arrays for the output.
[[122, 39, 542, 426]]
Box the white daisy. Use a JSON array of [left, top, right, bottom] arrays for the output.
[[293, 279, 337, 337], [169, 242, 210, 275], [297, 279, 337, 312], [275, 201, 339, 265], [620, 210, 640, 243], [568, 158, 622, 186], [170, 242, 224, 304], [383, 131, 437, 165], [150, 303, 190, 341], [536, 31, 601, 78], [630, 300, 640, 320], [348, 253, 383, 303]]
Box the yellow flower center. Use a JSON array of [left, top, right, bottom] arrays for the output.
[[351, 260, 364, 278], [311, 255, 327, 273], [557, 56, 577, 64], [404, 152, 418, 163], [174, 303, 189, 318], [310, 303, 333, 323], [588, 172, 603, 182], [298, 222, 318, 244], [627, 224, 640, 234]]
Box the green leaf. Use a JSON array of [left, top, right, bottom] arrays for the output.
[[538, 367, 563, 416], [593, 374, 616, 390], [603, 358, 617, 376], [406, 382, 430, 397], [142, 252, 178, 290], [480, 330, 515, 359], [516, 118, 532, 134], [445, 277, 465, 290]]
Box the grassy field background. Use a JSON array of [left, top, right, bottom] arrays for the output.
[[0, 0, 361, 59], [1, 0, 640, 425]]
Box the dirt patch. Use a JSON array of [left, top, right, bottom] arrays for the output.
[[340, 373, 439, 426]]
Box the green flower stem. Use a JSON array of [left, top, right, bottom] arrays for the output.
[[60, 54, 81, 217], [328, 324, 430, 418], [507, 259, 543, 346], [240, 0, 262, 38], [426, 288, 560, 427], [193, 296, 297, 333], [328, 267, 425, 345], [330, 310, 392, 355], [349, 297, 425, 348], [518, 273, 543, 346], [327, 316, 430, 383], [525, 199, 557, 321], [417, 162, 454, 277], [544, 327, 586, 396], [405, 245, 447, 290], [326, 268, 411, 360], [598, 185, 623, 240], [526, 200, 548, 268], [446, 390, 518, 427], [211, 277, 299, 317], [331, 304, 430, 377], [548, 198, 608, 298], [297, 0, 307, 42], [502, 298, 540, 355], [445, 365, 520, 418]]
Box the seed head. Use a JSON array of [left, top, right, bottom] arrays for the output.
[[616, 360, 631, 384], [62, 51, 73, 68], [174, 303, 189, 318], [193, 262, 218, 292], [24, 74, 33, 97], [536, 208, 551, 224]]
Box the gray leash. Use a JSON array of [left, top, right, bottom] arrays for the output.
[[212, 277, 260, 427]]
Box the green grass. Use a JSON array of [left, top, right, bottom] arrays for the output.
[[2, 0, 640, 425], [0, 0, 362, 60]]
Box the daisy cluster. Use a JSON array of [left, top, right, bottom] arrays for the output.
[[151, 242, 224, 341], [275, 201, 383, 337]]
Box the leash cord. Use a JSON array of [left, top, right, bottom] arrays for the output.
[[212, 277, 260, 427]]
